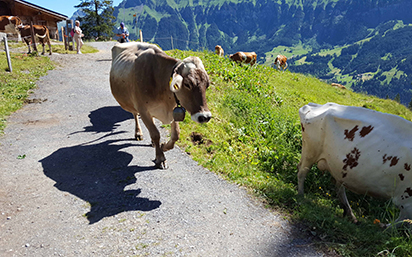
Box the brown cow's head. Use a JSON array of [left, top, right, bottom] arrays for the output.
[[169, 57, 211, 123]]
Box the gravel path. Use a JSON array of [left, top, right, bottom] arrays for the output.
[[0, 42, 329, 256]]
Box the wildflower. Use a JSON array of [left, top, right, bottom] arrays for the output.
[[373, 219, 380, 224]]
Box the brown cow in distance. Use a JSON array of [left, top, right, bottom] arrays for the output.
[[0, 15, 22, 41], [274, 54, 288, 72], [215, 45, 224, 56], [19, 25, 52, 55], [331, 83, 346, 89], [229, 51, 257, 65]]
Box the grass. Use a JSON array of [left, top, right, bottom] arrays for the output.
[[167, 49, 412, 256]]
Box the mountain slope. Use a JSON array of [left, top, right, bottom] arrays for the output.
[[111, 0, 412, 104], [290, 20, 412, 105]]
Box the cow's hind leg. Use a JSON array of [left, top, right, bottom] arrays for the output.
[[133, 113, 143, 141], [139, 112, 167, 169], [48, 40, 52, 55], [161, 121, 180, 152], [393, 197, 412, 227], [336, 182, 358, 223]]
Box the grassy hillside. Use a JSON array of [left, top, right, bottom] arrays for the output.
[[167, 49, 412, 256], [112, 0, 412, 107]]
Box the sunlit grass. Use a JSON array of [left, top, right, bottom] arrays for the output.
[[0, 52, 54, 133], [168, 49, 412, 256]]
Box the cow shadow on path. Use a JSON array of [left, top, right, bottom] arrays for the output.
[[40, 106, 161, 224]]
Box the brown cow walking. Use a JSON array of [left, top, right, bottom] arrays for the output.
[[110, 42, 212, 169], [229, 51, 257, 65], [18, 25, 52, 55]]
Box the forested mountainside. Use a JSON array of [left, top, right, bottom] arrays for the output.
[[290, 21, 412, 105], [112, 0, 412, 105]]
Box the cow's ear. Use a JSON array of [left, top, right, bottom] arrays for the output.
[[170, 73, 183, 92]]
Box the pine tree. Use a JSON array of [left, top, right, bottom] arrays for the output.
[[408, 97, 412, 111], [75, 0, 115, 40], [394, 93, 401, 103]]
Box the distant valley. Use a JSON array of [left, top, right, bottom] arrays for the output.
[[105, 0, 412, 105]]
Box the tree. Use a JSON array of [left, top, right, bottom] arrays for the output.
[[394, 93, 401, 103], [408, 97, 412, 111], [75, 0, 115, 40]]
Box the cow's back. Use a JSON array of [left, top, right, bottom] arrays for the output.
[[300, 102, 412, 199], [110, 42, 176, 123]]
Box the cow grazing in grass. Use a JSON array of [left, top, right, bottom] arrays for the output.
[[298, 102, 412, 226], [331, 83, 346, 89], [229, 51, 257, 65], [274, 54, 288, 72], [19, 25, 52, 55], [0, 15, 22, 41], [215, 45, 224, 56], [110, 42, 212, 169]]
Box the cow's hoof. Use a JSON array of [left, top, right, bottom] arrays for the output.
[[153, 159, 168, 169], [135, 134, 143, 141]]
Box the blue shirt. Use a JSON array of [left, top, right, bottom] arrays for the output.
[[117, 26, 129, 42]]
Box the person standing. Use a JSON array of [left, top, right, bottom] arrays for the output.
[[116, 22, 129, 43], [74, 20, 84, 54]]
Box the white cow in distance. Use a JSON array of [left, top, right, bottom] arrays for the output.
[[297, 102, 412, 225]]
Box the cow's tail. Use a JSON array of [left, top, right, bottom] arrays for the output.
[[35, 33, 46, 38]]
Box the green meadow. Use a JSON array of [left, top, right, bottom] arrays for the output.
[[169, 49, 412, 257]]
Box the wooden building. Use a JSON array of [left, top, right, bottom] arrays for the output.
[[0, 0, 68, 39]]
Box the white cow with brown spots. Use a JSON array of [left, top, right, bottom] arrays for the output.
[[297, 102, 412, 225]]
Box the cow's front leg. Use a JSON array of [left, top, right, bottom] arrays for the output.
[[140, 112, 167, 169], [161, 121, 180, 152], [41, 43, 45, 55], [133, 113, 143, 140], [297, 157, 313, 196]]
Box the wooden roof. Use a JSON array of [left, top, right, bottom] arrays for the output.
[[15, 0, 68, 21]]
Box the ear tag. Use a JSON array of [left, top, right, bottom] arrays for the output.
[[173, 106, 186, 122]]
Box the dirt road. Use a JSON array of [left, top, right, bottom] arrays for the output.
[[0, 42, 327, 256]]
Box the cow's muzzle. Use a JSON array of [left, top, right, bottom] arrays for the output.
[[192, 111, 212, 123]]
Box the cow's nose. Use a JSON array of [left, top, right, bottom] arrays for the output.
[[198, 115, 211, 123], [192, 112, 212, 123]]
